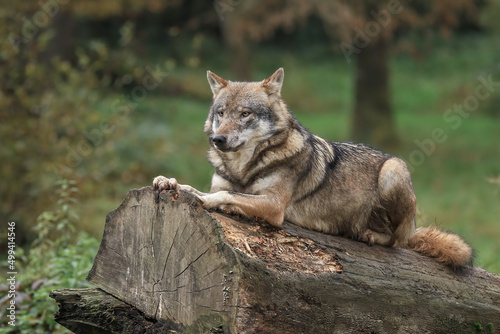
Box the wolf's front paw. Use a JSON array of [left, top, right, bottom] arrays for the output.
[[153, 176, 180, 192]]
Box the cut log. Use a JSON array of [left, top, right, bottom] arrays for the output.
[[52, 187, 500, 333]]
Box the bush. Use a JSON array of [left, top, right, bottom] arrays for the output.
[[0, 180, 99, 333]]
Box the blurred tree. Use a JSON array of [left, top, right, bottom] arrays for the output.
[[318, 1, 398, 148], [218, 11, 252, 80], [0, 0, 171, 241], [213, 0, 485, 148], [322, 0, 484, 148]]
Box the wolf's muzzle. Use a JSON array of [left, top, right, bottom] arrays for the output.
[[212, 135, 227, 148], [212, 135, 244, 152]]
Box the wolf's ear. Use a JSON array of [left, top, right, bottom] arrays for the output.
[[207, 71, 228, 97], [262, 67, 284, 96]]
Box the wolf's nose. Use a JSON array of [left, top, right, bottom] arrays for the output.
[[213, 135, 227, 147]]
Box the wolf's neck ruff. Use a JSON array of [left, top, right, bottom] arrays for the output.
[[208, 119, 305, 190]]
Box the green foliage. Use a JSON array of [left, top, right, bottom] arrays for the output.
[[474, 322, 495, 334], [0, 3, 147, 238], [0, 181, 99, 333]]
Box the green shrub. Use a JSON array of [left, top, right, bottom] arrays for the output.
[[0, 180, 99, 333]]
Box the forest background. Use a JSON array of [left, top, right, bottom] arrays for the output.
[[1, 1, 499, 332]]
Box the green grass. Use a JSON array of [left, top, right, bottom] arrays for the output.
[[79, 34, 500, 273]]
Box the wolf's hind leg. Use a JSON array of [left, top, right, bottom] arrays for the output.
[[360, 229, 394, 246], [377, 158, 417, 247]]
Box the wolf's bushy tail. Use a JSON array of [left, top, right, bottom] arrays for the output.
[[407, 226, 473, 268]]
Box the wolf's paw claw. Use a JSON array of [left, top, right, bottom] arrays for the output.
[[153, 176, 179, 192]]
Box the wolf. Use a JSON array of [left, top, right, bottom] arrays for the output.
[[153, 68, 472, 268]]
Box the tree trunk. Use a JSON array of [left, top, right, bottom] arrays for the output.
[[352, 36, 398, 149], [220, 14, 252, 81], [49, 288, 181, 334], [52, 187, 500, 333], [41, 10, 76, 64]]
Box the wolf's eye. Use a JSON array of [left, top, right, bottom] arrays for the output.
[[217, 110, 224, 117], [241, 111, 251, 117]]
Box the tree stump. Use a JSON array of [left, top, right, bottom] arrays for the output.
[[51, 187, 500, 333]]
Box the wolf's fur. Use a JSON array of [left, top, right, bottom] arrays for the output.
[[153, 68, 473, 268]]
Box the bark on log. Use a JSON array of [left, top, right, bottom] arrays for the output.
[[52, 187, 500, 334], [49, 288, 180, 333]]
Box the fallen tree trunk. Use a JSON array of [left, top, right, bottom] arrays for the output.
[[51, 187, 500, 333], [49, 288, 180, 333]]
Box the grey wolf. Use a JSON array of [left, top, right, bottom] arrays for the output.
[[153, 68, 472, 268]]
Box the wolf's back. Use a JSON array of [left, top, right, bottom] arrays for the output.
[[407, 226, 473, 268]]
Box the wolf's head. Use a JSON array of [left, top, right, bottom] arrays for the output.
[[204, 68, 291, 153]]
